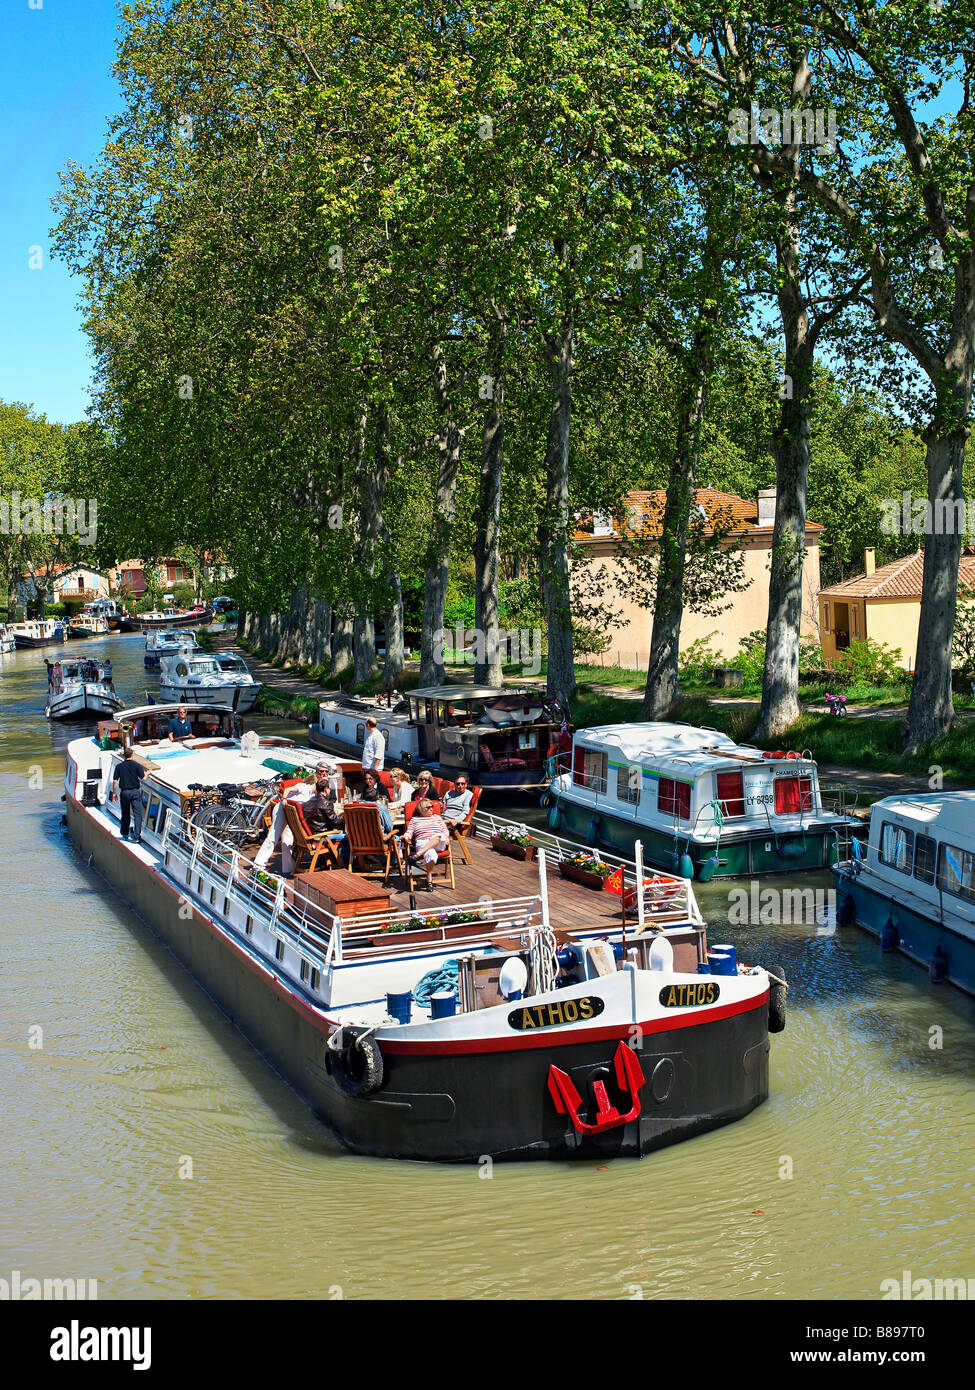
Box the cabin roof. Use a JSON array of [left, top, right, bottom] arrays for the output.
[[572, 722, 814, 775], [117, 702, 233, 720], [873, 792, 975, 829], [409, 684, 510, 701]]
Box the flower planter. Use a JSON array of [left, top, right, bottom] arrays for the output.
[[490, 835, 537, 862], [558, 861, 612, 891], [369, 920, 499, 948]]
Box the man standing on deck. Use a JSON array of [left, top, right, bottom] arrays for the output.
[[361, 716, 385, 773], [112, 747, 145, 843], [167, 704, 193, 741]]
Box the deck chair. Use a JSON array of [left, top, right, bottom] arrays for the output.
[[342, 802, 404, 884], [283, 800, 342, 875], [478, 742, 526, 773], [448, 785, 481, 866], [403, 801, 455, 891]]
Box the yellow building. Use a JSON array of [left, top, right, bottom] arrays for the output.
[[818, 547, 975, 671], [572, 487, 823, 666]]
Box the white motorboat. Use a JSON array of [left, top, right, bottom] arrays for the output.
[[12, 617, 67, 648], [0, 624, 15, 653], [144, 629, 202, 667], [158, 649, 262, 712], [46, 657, 124, 721], [67, 613, 110, 639]]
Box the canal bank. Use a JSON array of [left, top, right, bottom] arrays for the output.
[[2, 630, 975, 1298]]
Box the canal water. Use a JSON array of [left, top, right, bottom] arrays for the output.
[[2, 633, 974, 1300]]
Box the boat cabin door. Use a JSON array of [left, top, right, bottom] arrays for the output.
[[414, 698, 438, 759]]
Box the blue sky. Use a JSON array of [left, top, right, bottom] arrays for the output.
[[1, 1, 123, 426]]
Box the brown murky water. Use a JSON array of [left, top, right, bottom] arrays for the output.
[[2, 634, 974, 1299]]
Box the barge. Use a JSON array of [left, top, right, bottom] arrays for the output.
[[64, 704, 784, 1162]]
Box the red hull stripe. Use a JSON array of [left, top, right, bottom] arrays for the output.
[[379, 991, 769, 1056]]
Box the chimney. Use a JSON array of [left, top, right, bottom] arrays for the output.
[[757, 487, 777, 527], [865, 547, 876, 575]]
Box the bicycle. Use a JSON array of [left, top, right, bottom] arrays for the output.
[[188, 778, 278, 847], [824, 692, 848, 716]]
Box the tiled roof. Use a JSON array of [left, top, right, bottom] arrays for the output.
[[820, 549, 975, 600], [577, 488, 823, 540]]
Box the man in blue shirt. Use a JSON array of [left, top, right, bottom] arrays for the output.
[[112, 747, 145, 842], [167, 705, 193, 741]]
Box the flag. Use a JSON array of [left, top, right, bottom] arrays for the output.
[[604, 866, 624, 894]]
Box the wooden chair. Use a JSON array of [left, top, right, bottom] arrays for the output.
[[448, 785, 481, 866], [342, 802, 404, 884], [283, 800, 342, 875], [478, 742, 526, 772], [403, 801, 455, 891]]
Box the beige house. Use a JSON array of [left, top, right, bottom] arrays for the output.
[[572, 487, 823, 666], [818, 547, 975, 671]]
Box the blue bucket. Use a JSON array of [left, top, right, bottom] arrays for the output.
[[696, 961, 712, 974], [430, 991, 456, 1020], [710, 944, 738, 976], [387, 990, 413, 1024]]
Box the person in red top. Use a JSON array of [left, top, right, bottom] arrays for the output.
[[401, 797, 449, 892]]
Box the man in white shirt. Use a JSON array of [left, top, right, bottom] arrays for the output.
[[361, 717, 385, 773], [253, 764, 330, 875]]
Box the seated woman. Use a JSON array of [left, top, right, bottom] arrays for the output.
[[407, 770, 436, 804], [401, 798, 450, 892], [359, 768, 394, 833], [388, 767, 415, 805]]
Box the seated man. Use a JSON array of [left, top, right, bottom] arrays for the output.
[[401, 797, 450, 892], [303, 780, 343, 836], [440, 775, 473, 823], [167, 705, 194, 742]]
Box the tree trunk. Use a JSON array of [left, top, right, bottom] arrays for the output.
[[474, 317, 505, 685], [331, 613, 353, 677], [353, 606, 376, 685], [383, 571, 405, 687], [903, 427, 968, 750], [641, 348, 709, 719], [540, 324, 576, 704], [756, 205, 814, 740], [420, 343, 462, 685]]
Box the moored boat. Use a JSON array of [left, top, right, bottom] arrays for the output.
[[158, 648, 261, 711], [0, 623, 15, 653], [833, 792, 975, 995], [63, 704, 785, 1163], [548, 722, 861, 879], [138, 604, 211, 631], [11, 618, 67, 648], [144, 629, 201, 667], [67, 613, 110, 639], [46, 658, 124, 721], [309, 684, 571, 796]]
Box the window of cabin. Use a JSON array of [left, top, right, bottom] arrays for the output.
[[300, 960, 310, 983], [582, 750, 608, 793], [774, 776, 812, 814], [823, 601, 831, 633], [311, 968, 321, 991], [715, 771, 745, 818], [937, 843, 975, 901], [616, 763, 640, 804], [245, 915, 254, 936], [658, 777, 690, 820], [914, 835, 937, 885], [355, 722, 365, 746], [879, 821, 914, 874], [275, 939, 285, 961]]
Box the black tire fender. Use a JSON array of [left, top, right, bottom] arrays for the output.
[[768, 965, 787, 1034], [328, 1026, 384, 1097]]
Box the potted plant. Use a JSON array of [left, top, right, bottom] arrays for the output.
[[490, 825, 537, 861], [557, 851, 615, 890]]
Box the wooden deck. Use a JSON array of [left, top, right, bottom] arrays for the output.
[[242, 825, 665, 935]]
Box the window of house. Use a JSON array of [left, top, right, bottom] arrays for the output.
[[658, 777, 691, 819], [715, 770, 745, 818], [824, 602, 831, 633], [774, 776, 812, 814], [592, 511, 614, 537], [879, 821, 914, 874], [937, 843, 975, 901], [616, 763, 640, 804], [914, 835, 937, 885], [852, 606, 859, 637]]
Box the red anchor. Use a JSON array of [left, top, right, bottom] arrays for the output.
[[547, 1042, 646, 1134]]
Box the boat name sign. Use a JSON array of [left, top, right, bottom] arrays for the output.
[[659, 982, 720, 1007], [508, 996, 605, 1030]]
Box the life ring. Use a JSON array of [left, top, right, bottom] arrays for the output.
[[539, 791, 552, 809], [786, 750, 799, 760], [768, 966, 787, 1033], [327, 1026, 384, 1097]]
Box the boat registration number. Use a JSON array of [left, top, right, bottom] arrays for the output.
[[659, 982, 720, 1008], [508, 996, 605, 1030]]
